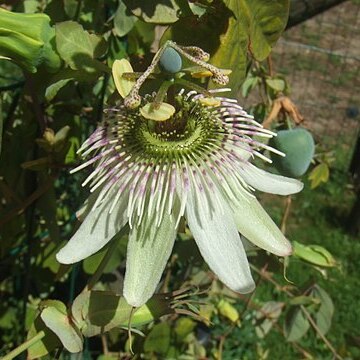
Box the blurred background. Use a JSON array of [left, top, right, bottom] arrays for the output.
[[0, 0, 359, 359]]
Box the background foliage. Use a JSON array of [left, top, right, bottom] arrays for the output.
[[0, 0, 359, 359]]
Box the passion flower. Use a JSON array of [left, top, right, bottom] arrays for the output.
[[56, 87, 303, 307]]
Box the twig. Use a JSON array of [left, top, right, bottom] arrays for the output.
[[251, 264, 343, 360], [236, 294, 313, 359], [217, 323, 236, 360], [161, 254, 178, 293], [267, 55, 274, 77], [0, 178, 23, 205], [0, 177, 54, 228], [301, 305, 343, 360], [281, 195, 292, 234], [25, 74, 47, 133]]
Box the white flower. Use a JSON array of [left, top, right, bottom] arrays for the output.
[[56, 89, 303, 307]]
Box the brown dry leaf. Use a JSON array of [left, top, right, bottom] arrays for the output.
[[262, 96, 304, 129]]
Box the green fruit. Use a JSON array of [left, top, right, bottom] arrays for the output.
[[269, 128, 315, 177], [159, 47, 182, 74]]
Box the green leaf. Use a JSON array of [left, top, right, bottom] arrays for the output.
[[63, 0, 78, 18], [188, 2, 207, 17], [289, 296, 319, 306], [0, 99, 3, 157], [45, 78, 72, 101], [144, 322, 171, 354], [82, 235, 127, 275], [240, 0, 289, 61], [292, 241, 336, 267], [217, 299, 239, 323], [114, 1, 138, 37], [123, 0, 183, 24], [241, 75, 259, 98], [255, 301, 283, 338], [308, 163, 330, 189], [40, 303, 83, 353], [210, 0, 289, 93], [71, 291, 172, 337], [27, 316, 61, 359], [174, 317, 196, 342], [266, 78, 286, 92], [55, 21, 109, 73], [284, 307, 310, 342], [45, 68, 100, 101], [311, 285, 334, 336]]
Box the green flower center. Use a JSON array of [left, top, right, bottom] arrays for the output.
[[114, 99, 225, 161]]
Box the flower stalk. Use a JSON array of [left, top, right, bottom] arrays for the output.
[[2, 331, 46, 360]]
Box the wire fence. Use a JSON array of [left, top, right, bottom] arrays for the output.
[[272, 0, 360, 170]]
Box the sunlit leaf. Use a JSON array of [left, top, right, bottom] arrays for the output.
[[55, 21, 109, 73], [217, 299, 239, 323], [40, 303, 83, 353], [308, 163, 330, 189], [114, 1, 138, 37], [27, 316, 61, 359], [266, 78, 286, 92], [123, 0, 185, 24], [210, 0, 289, 93]]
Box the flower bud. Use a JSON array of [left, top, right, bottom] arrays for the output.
[[0, 8, 61, 73]]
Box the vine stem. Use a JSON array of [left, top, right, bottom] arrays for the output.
[[2, 331, 45, 360], [300, 305, 343, 360], [281, 195, 292, 233], [250, 265, 343, 360], [0, 176, 54, 228]]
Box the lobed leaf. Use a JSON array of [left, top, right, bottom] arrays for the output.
[[55, 21, 108, 73], [123, 0, 185, 24]]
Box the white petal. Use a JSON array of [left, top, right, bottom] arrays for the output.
[[240, 235, 257, 251], [231, 190, 292, 256], [238, 162, 303, 195], [75, 189, 101, 222], [56, 189, 129, 264], [186, 189, 255, 294], [123, 206, 178, 307]]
